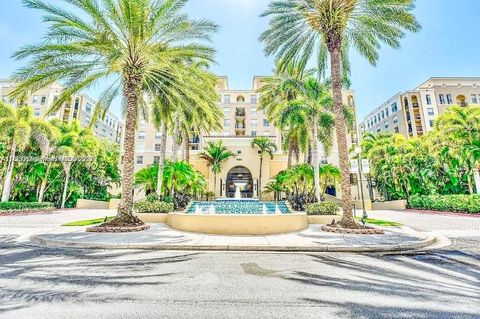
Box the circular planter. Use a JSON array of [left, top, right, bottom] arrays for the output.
[[166, 212, 308, 235], [321, 224, 384, 235]]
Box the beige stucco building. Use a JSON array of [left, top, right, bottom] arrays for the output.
[[0, 80, 124, 144], [131, 76, 366, 202], [360, 77, 480, 138]]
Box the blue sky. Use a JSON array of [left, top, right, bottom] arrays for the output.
[[1, 0, 480, 119]]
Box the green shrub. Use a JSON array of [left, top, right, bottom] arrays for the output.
[[133, 199, 174, 214], [0, 202, 54, 212], [305, 202, 340, 215], [408, 194, 480, 213]]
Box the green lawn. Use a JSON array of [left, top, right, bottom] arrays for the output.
[[356, 218, 403, 227], [62, 216, 114, 226]]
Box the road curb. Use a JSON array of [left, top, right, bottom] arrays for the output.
[[30, 233, 438, 253]]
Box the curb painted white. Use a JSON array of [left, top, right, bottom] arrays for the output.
[[30, 233, 438, 253]]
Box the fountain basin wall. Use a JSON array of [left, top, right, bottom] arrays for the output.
[[166, 212, 308, 235]]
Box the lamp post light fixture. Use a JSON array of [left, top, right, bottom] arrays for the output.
[[354, 147, 368, 220]]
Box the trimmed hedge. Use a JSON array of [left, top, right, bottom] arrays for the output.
[[305, 202, 340, 215], [133, 199, 174, 214], [408, 194, 480, 214], [0, 202, 54, 212]]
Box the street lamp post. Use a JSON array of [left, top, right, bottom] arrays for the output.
[[355, 147, 368, 220]]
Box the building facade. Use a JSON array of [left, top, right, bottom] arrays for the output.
[[131, 76, 366, 202], [0, 80, 124, 144], [360, 77, 480, 138]]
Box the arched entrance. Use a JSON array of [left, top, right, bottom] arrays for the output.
[[226, 166, 254, 198]]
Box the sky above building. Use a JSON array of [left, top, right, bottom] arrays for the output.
[[1, 0, 480, 119]]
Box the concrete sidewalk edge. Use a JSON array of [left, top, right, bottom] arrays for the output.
[[29, 233, 439, 253]]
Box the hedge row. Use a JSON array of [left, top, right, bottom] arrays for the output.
[[408, 195, 480, 214], [305, 202, 340, 215], [0, 202, 55, 212], [133, 200, 174, 214]]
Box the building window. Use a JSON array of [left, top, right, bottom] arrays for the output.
[[224, 119, 231, 127], [251, 95, 257, 104], [381, 110, 385, 120], [439, 94, 445, 105], [137, 143, 145, 152], [138, 131, 145, 140], [392, 102, 399, 113], [224, 95, 230, 104], [34, 108, 41, 117], [429, 120, 434, 127], [426, 94, 432, 105], [40, 96, 47, 105], [136, 156, 144, 164], [251, 131, 257, 136], [85, 102, 92, 113], [251, 119, 258, 127], [393, 116, 398, 124], [385, 108, 389, 117], [394, 126, 399, 133], [427, 108, 434, 116], [139, 120, 146, 129], [155, 131, 162, 139], [471, 94, 478, 104], [251, 107, 257, 115], [153, 156, 160, 164], [446, 94, 453, 104], [154, 144, 161, 151], [223, 107, 230, 114], [236, 95, 245, 102], [32, 95, 38, 104], [384, 122, 389, 128], [263, 119, 270, 127]]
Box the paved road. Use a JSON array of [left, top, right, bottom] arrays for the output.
[[0, 209, 479, 318]]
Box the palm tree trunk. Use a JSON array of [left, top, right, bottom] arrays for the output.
[[171, 116, 180, 162], [117, 73, 142, 223], [330, 45, 356, 228], [213, 172, 217, 196], [287, 143, 293, 168], [38, 162, 51, 202], [1, 142, 16, 202], [312, 125, 321, 202], [259, 156, 263, 200], [183, 129, 190, 163], [60, 163, 71, 209], [157, 122, 168, 195]]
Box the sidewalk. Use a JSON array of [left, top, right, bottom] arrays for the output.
[[30, 224, 441, 253]]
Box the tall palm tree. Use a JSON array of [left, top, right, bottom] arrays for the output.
[[261, 0, 420, 228], [199, 141, 234, 196], [279, 78, 334, 202], [251, 137, 277, 200], [0, 103, 55, 202], [12, 0, 217, 227], [258, 60, 313, 166], [151, 64, 221, 195]]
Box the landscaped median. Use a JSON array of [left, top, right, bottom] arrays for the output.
[[30, 223, 442, 253]]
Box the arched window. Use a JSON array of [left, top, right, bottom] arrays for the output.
[[236, 95, 245, 103]]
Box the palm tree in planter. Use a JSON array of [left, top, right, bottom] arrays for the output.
[[199, 141, 234, 197], [251, 137, 277, 200], [0, 103, 56, 202], [55, 121, 98, 209], [12, 0, 218, 229], [261, 0, 420, 228]]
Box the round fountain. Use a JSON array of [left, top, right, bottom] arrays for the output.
[[165, 199, 308, 235]]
